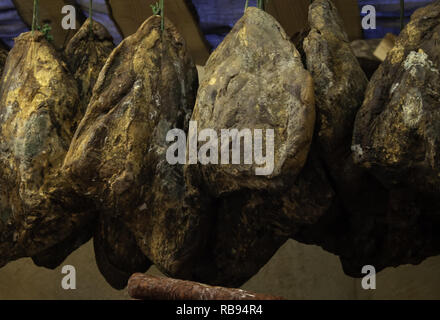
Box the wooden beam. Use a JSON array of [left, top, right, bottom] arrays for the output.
[[12, 0, 81, 50], [267, 0, 362, 41], [106, 0, 210, 65], [333, 0, 363, 40]]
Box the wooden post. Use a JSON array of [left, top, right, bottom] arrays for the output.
[[266, 0, 362, 41], [107, 0, 210, 65], [257, 0, 266, 11]]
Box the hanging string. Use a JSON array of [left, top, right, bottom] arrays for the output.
[[32, 0, 39, 33]]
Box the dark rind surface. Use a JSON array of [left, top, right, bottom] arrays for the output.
[[94, 214, 151, 290], [0, 32, 93, 268], [32, 20, 115, 269], [353, 0, 440, 194], [63, 15, 200, 280], [64, 19, 115, 115], [294, 0, 440, 277], [186, 7, 321, 287], [0, 47, 8, 77]]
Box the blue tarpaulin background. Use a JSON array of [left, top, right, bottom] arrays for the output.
[[192, 0, 433, 48], [0, 0, 434, 49], [358, 0, 432, 39]]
